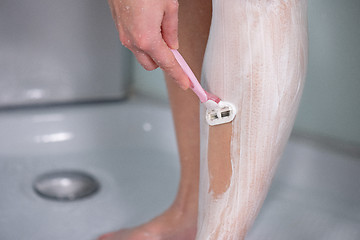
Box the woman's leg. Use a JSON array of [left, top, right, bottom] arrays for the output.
[[197, 1, 308, 239], [164, 0, 213, 228], [99, 0, 212, 239]]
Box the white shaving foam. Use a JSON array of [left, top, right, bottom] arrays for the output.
[[197, 1, 308, 239]]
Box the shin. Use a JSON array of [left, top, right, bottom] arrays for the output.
[[197, 1, 308, 239]]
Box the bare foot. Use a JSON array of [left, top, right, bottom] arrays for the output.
[[98, 205, 197, 240]]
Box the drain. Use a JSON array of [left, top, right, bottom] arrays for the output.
[[33, 170, 99, 201]]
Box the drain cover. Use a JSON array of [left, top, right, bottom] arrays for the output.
[[33, 170, 99, 201]]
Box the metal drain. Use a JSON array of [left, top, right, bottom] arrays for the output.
[[33, 170, 99, 201]]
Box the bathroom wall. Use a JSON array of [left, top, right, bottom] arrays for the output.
[[0, 0, 131, 107], [133, 0, 360, 146]]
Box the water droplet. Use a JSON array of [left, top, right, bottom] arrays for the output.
[[143, 122, 152, 132]]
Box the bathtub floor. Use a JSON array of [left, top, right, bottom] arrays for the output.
[[0, 95, 359, 240]]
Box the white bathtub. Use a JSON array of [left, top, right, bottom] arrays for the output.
[[0, 95, 359, 240]]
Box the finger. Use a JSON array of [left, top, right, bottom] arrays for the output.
[[118, 25, 159, 71], [129, 26, 188, 89], [161, 0, 179, 49], [133, 49, 159, 71], [148, 41, 190, 90]]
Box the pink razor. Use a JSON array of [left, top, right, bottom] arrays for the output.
[[171, 49, 237, 126]]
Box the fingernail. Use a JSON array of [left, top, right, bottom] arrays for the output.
[[170, 39, 179, 50], [180, 84, 188, 90], [180, 81, 189, 90]]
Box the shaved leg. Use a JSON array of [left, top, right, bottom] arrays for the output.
[[163, 0, 212, 232], [207, 123, 233, 196], [197, 1, 308, 239], [99, 0, 212, 239]]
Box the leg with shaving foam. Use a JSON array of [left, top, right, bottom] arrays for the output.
[[197, 0, 308, 239]]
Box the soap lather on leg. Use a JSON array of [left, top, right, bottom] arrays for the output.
[[197, 0, 308, 239]]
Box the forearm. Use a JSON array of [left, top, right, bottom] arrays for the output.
[[197, 1, 308, 239]]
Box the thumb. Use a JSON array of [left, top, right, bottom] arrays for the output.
[[161, 1, 179, 49]]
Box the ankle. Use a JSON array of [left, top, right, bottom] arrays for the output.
[[170, 195, 198, 218]]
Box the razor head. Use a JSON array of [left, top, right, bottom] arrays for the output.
[[205, 101, 237, 126]]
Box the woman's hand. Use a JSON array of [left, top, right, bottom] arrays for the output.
[[108, 0, 190, 90]]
